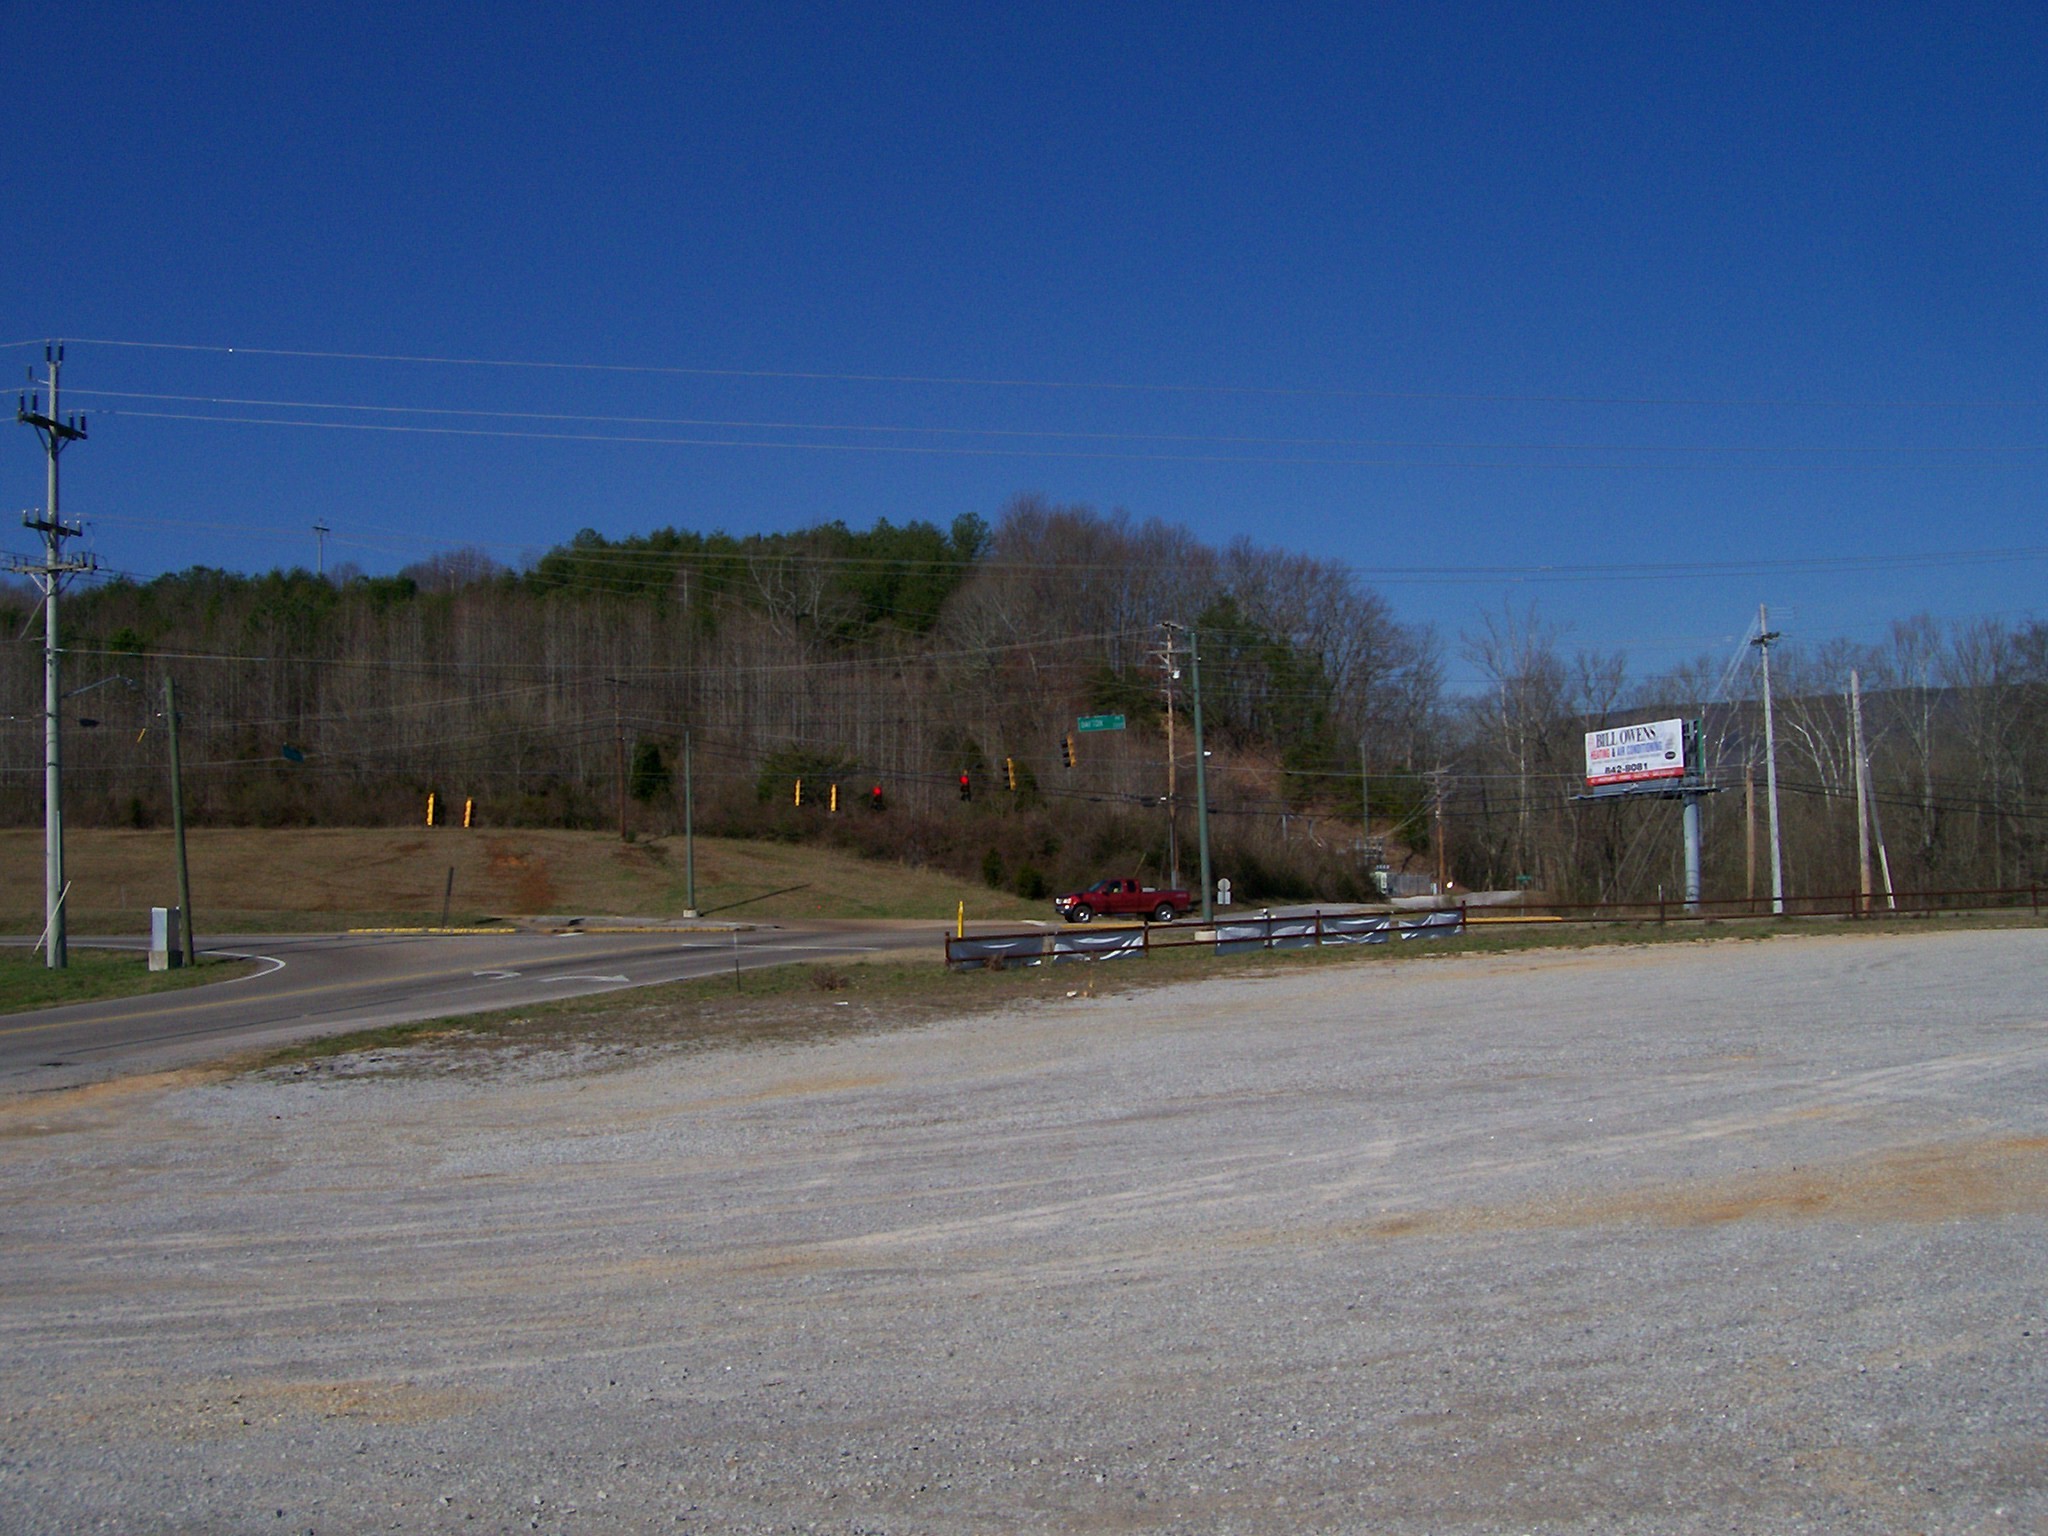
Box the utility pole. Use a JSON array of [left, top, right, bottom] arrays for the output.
[[1158, 626, 1180, 890], [1744, 760, 1756, 909], [1433, 768, 1449, 894], [1359, 735, 1370, 846], [609, 676, 626, 840], [165, 675, 196, 966], [1752, 605, 1785, 916], [1850, 669, 1872, 915], [312, 521, 330, 578], [14, 343, 94, 969], [682, 725, 698, 917], [1359, 735, 1377, 899], [1169, 622, 1215, 925]]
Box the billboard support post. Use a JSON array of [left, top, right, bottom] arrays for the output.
[[1682, 789, 1702, 913]]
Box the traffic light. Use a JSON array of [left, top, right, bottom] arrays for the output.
[[958, 772, 972, 801], [1005, 756, 1017, 791], [870, 783, 885, 811], [1062, 735, 1075, 768]]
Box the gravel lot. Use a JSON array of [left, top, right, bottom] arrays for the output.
[[2, 927, 2044, 1534]]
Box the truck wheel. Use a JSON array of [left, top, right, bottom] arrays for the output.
[[1151, 902, 1176, 923], [1071, 904, 1094, 923]]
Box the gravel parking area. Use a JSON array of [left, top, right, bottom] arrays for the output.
[[2, 927, 2044, 1534]]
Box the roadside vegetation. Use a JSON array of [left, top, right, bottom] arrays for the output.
[[0, 946, 257, 1016]]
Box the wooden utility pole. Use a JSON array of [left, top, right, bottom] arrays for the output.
[[682, 726, 698, 916], [165, 674, 196, 966], [1433, 768, 1449, 893], [610, 676, 627, 840], [1745, 761, 1756, 909], [1160, 627, 1179, 889], [1359, 735, 1370, 847]]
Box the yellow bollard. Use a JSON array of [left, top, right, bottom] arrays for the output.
[[957, 900, 964, 938]]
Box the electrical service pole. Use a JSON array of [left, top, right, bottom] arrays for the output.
[[1850, 669, 1872, 915], [165, 674, 196, 966], [1753, 605, 1785, 916], [1358, 734, 1369, 845], [1680, 717, 1703, 914], [1186, 627, 1214, 925], [1160, 626, 1179, 891], [15, 343, 92, 969], [682, 726, 698, 917]]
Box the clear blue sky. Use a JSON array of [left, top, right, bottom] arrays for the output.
[[4, 2, 2042, 689]]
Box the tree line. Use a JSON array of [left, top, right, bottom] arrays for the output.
[[2, 497, 2041, 904]]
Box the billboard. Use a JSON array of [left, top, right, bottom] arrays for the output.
[[1585, 718, 1686, 788]]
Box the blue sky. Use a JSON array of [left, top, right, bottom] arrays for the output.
[[4, 2, 2043, 689]]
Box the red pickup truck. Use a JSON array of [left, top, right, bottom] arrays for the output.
[[1053, 878, 1193, 924]]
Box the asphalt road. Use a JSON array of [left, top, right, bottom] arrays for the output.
[[0, 920, 947, 1092]]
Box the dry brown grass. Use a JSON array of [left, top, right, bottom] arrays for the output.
[[0, 826, 1048, 932]]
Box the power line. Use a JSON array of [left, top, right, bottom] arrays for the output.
[[69, 390, 2048, 457], [51, 336, 2048, 410], [93, 406, 2048, 474]]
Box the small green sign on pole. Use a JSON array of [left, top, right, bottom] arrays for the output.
[[1075, 713, 1126, 733]]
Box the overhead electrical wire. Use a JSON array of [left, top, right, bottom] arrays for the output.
[[66, 390, 2046, 459], [93, 405, 2027, 474], [33, 336, 2048, 410]]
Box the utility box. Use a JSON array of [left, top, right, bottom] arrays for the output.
[[149, 906, 183, 971]]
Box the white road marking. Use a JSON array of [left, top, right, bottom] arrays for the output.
[[206, 951, 288, 981]]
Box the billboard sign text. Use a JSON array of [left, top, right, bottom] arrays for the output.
[[1585, 718, 1686, 788]]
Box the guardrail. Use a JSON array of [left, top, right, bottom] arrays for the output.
[[943, 883, 2048, 968], [945, 908, 1465, 969]]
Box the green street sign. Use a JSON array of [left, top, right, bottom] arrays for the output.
[[1075, 714, 1126, 733]]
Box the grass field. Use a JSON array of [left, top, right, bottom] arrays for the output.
[[0, 827, 1049, 934]]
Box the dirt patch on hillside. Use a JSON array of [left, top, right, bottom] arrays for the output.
[[485, 839, 558, 912]]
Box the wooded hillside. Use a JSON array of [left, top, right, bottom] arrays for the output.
[[3, 496, 2043, 905]]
